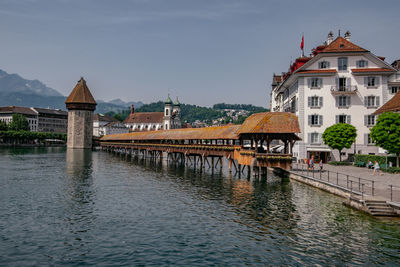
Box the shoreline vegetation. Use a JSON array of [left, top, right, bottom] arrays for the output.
[[0, 130, 66, 145]]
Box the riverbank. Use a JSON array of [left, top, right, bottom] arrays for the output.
[[0, 143, 65, 147]]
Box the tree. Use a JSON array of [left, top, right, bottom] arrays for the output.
[[113, 114, 123, 122], [322, 123, 357, 162], [0, 121, 7, 131], [370, 112, 400, 167], [8, 114, 29, 131]]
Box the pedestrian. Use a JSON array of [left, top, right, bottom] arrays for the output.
[[367, 160, 373, 169], [310, 155, 315, 170], [372, 161, 382, 176], [319, 160, 323, 172]]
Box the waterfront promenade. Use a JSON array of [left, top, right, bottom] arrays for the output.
[[291, 163, 400, 203]]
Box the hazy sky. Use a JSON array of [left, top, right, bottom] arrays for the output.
[[0, 0, 399, 107]]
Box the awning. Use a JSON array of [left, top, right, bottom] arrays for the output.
[[307, 147, 331, 152]]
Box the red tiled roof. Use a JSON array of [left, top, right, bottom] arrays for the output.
[[351, 68, 394, 73], [237, 112, 300, 134], [374, 91, 400, 115], [123, 112, 164, 124], [94, 113, 118, 122], [65, 78, 96, 105], [296, 69, 337, 74], [322, 37, 368, 53]]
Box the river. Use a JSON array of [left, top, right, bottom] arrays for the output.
[[0, 147, 399, 266]]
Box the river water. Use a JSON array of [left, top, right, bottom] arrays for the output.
[[0, 147, 399, 266]]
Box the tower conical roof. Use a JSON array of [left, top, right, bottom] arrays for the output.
[[173, 97, 180, 106], [165, 94, 173, 104], [65, 77, 96, 111], [66, 77, 97, 105]]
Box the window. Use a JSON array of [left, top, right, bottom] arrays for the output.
[[390, 86, 399, 94], [364, 76, 380, 88], [165, 124, 168, 130], [290, 98, 296, 113], [336, 115, 351, 124], [165, 109, 169, 116], [338, 57, 348, 71], [308, 114, 323, 126], [365, 134, 374, 145], [310, 132, 321, 144], [356, 60, 368, 68], [338, 77, 347, 90], [308, 78, 322, 89], [318, 61, 330, 69], [364, 96, 380, 107], [336, 96, 350, 107], [364, 115, 375, 126], [308, 96, 323, 108]]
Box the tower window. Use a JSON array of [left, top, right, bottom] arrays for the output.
[[165, 109, 169, 116]]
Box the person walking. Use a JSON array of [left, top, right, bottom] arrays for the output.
[[319, 160, 323, 172], [372, 161, 382, 176]]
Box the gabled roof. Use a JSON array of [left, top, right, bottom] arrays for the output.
[[123, 112, 164, 124], [65, 78, 96, 105], [237, 112, 300, 134], [94, 113, 118, 122], [374, 91, 400, 115], [321, 37, 368, 53]]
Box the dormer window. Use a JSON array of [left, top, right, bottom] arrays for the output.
[[356, 60, 368, 68], [318, 61, 330, 69]]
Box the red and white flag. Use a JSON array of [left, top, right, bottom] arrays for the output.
[[300, 35, 304, 51]]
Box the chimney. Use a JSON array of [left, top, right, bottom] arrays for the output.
[[327, 31, 334, 45], [344, 30, 351, 41], [130, 104, 134, 114]]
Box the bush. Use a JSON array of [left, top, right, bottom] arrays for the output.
[[328, 161, 351, 166], [354, 154, 396, 167], [382, 167, 400, 174]]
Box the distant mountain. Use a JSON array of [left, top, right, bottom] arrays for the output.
[[0, 69, 62, 97], [109, 98, 143, 108], [0, 69, 142, 114]]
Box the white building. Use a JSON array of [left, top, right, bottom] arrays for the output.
[[270, 31, 398, 162], [93, 114, 129, 137], [124, 95, 181, 131]]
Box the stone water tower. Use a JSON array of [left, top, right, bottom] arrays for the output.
[[65, 77, 97, 149]]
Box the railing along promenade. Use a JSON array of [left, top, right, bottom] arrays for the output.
[[291, 163, 400, 203]]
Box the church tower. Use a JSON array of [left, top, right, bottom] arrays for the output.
[[65, 77, 97, 148], [163, 94, 173, 130], [172, 97, 181, 129]]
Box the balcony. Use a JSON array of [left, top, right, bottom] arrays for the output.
[[331, 85, 358, 95]]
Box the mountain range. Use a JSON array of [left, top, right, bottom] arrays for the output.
[[0, 69, 143, 113]]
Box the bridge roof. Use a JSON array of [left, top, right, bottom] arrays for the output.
[[101, 124, 241, 141], [237, 112, 300, 134]]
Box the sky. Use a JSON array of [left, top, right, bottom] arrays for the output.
[[0, 0, 399, 107]]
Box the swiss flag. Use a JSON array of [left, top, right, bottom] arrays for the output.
[[300, 35, 304, 50]]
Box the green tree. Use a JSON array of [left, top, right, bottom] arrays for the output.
[[0, 121, 7, 131], [8, 114, 29, 131], [113, 114, 123, 122], [322, 123, 357, 162], [370, 112, 400, 167]]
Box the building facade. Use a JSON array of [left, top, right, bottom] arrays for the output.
[[270, 32, 398, 162], [93, 113, 129, 137], [124, 95, 181, 131], [0, 106, 38, 131], [66, 77, 97, 149], [32, 108, 68, 133]]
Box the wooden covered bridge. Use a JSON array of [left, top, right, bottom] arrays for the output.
[[100, 112, 300, 175]]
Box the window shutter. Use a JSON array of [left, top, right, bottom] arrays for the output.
[[308, 115, 311, 125], [346, 96, 351, 106], [319, 115, 323, 125], [318, 62, 322, 69], [335, 77, 339, 88], [364, 77, 368, 85], [375, 77, 380, 86], [335, 96, 339, 107], [318, 78, 323, 88], [364, 115, 368, 126], [319, 97, 323, 107], [307, 78, 311, 88], [364, 134, 368, 145], [336, 115, 339, 124], [308, 133, 311, 143], [347, 115, 351, 124], [308, 97, 311, 107], [376, 96, 380, 107], [365, 61, 368, 67], [356, 60, 360, 68], [364, 96, 368, 106], [326, 62, 330, 68], [347, 78, 351, 87]]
